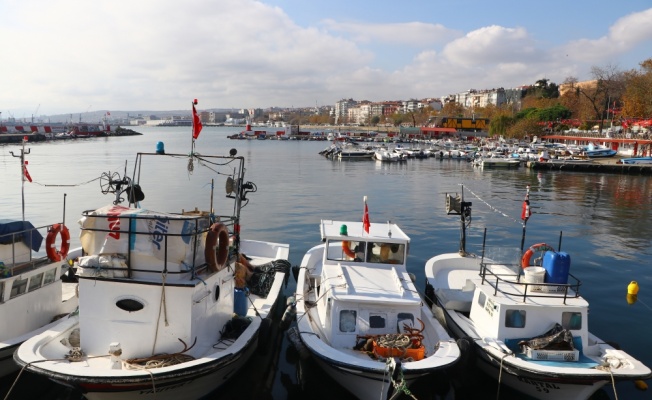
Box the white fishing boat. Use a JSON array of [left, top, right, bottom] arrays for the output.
[[474, 154, 521, 168], [424, 188, 652, 400], [1, 141, 79, 378], [292, 200, 460, 400], [0, 220, 79, 378], [14, 118, 291, 400]]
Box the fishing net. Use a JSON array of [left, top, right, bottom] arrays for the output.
[[248, 259, 291, 298]]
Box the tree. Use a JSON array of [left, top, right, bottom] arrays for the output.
[[489, 115, 514, 136], [621, 58, 652, 119], [569, 64, 625, 133], [505, 117, 544, 139]]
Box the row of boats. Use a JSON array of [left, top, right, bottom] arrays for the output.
[[2, 137, 651, 400], [319, 139, 652, 167]]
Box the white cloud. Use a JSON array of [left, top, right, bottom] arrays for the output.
[[557, 8, 652, 64], [1, 1, 650, 117], [320, 19, 461, 47]]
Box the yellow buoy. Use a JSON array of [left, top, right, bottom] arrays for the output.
[[634, 379, 648, 391], [626, 293, 638, 305], [628, 281, 640, 295]]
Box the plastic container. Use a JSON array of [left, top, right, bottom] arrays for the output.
[[542, 251, 571, 284], [372, 341, 425, 360], [234, 287, 248, 316], [523, 266, 545, 291]]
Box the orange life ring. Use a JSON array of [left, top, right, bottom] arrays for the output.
[[342, 240, 356, 259], [521, 243, 555, 269], [205, 223, 229, 272], [46, 223, 70, 262]]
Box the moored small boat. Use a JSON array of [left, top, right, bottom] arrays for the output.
[[424, 187, 652, 400], [293, 199, 460, 400], [13, 103, 291, 400]]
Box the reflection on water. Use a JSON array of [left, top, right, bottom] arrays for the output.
[[1, 127, 651, 399]]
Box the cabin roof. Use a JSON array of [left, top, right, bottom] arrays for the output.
[[320, 220, 410, 243], [325, 263, 420, 305]]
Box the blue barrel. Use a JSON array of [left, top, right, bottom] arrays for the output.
[[542, 251, 571, 284], [234, 288, 248, 316]]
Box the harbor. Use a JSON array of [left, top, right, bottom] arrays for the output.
[[1, 126, 651, 399]]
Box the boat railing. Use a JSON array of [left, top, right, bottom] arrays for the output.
[[479, 261, 581, 304], [0, 222, 59, 275], [78, 211, 238, 280]]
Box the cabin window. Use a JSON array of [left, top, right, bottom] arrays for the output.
[[477, 291, 486, 307], [505, 310, 526, 328], [397, 312, 415, 332], [28, 272, 44, 292], [329, 240, 364, 262], [43, 268, 57, 285], [369, 314, 386, 329], [339, 310, 357, 332], [116, 298, 145, 312], [368, 242, 405, 264], [562, 312, 582, 330], [10, 278, 28, 299]]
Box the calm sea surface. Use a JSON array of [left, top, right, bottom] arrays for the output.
[[1, 126, 651, 400]]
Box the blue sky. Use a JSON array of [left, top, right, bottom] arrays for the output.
[[1, 0, 651, 118]]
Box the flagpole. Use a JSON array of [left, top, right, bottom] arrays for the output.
[[9, 137, 30, 222], [520, 185, 531, 252], [191, 99, 197, 155]]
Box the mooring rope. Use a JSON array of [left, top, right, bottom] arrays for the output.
[[463, 186, 524, 226]]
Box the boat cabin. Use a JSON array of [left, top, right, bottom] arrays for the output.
[[312, 220, 420, 348], [471, 252, 589, 352], [0, 220, 68, 341]]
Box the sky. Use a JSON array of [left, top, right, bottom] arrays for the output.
[[2, 0, 652, 118]]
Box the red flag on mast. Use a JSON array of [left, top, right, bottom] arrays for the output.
[[192, 99, 203, 139], [363, 196, 370, 233], [23, 160, 32, 183], [520, 185, 531, 222]]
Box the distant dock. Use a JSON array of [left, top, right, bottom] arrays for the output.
[[527, 159, 652, 175]]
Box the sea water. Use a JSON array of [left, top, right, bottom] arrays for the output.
[[1, 126, 651, 399]]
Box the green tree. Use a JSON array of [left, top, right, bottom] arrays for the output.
[[489, 115, 514, 136]]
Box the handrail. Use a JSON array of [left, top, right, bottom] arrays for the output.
[[78, 211, 221, 278], [479, 262, 581, 304], [1, 222, 61, 274]]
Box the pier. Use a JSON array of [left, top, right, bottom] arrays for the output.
[[527, 159, 652, 175]]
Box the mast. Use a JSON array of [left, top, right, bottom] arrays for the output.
[[9, 136, 31, 222]]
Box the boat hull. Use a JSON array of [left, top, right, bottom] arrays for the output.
[[29, 322, 260, 400], [295, 236, 460, 400], [440, 306, 606, 400]]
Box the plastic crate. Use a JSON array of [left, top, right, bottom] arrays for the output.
[[525, 346, 579, 361], [373, 341, 425, 361]]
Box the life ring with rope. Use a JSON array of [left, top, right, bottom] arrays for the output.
[[342, 240, 356, 259], [521, 243, 555, 269], [46, 223, 70, 262], [205, 223, 229, 272]]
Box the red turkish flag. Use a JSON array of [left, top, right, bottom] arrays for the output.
[[192, 102, 203, 139], [363, 197, 370, 233]]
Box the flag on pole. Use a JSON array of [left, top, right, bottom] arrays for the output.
[[23, 160, 32, 183], [192, 99, 203, 139], [521, 185, 531, 223], [363, 196, 370, 233]]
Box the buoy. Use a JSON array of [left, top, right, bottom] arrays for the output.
[[626, 293, 638, 305], [286, 326, 311, 360], [280, 301, 297, 330], [156, 141, 165, 154], [634, 380, 648, 391], [628, 281, 639, 295]]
